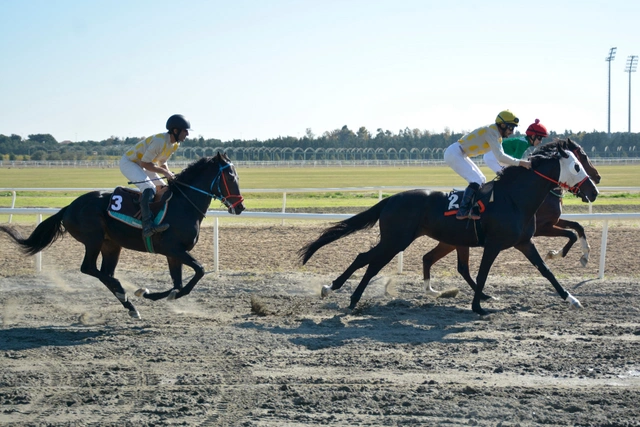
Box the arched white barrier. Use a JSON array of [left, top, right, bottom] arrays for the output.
[[1, 208, 638, 279]]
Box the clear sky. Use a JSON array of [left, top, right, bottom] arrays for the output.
[[2, 0, 640, 143]]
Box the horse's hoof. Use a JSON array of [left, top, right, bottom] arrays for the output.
[[567, 294, 583, 309], [321, 285, 332, 298], [167, 289, 179, 301], [580, 256, 589, 267], [546, 250, 559, 261], [424, 285, 441, 298], [134, 288, 149, 297], [472, 305, 490, 316], [480, 293, 493, 301], [129, 309, 141, 319]]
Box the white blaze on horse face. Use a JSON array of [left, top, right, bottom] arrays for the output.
[[558, 151, 589, 188]]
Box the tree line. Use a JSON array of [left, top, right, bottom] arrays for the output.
[[1, 126, 639, 161]]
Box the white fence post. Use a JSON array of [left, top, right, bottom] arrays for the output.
[[9, 191, 16, 224], [213, 217, 219, 272], [598, 220, 609, 280], [281, 192, 287, 225], [36, 214, 42, 272]]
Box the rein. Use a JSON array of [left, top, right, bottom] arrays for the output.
[[533, 168, 588, 196], [173, 162, 244, 217]]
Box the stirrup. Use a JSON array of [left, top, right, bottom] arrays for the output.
[[142, 223, 169, 238], [456, 209, 470, 220], [469, 206, 481, 220]]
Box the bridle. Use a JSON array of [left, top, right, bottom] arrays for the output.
[[532, 157, 589, 197], [172, 160, 244, 217]]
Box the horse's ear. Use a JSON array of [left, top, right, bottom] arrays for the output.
[[557, 142, 569, 158], [215, 151, 221, 160]]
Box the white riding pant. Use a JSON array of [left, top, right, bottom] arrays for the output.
[[119, 156, 163, 193], [444, 143, 486, 185]]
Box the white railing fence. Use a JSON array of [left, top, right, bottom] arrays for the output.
[[3, 186, 640, 225], [1, 208, 638, 280]]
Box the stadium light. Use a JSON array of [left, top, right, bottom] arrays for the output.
[[625, 55, 638, 132], [606, 47, 617, 134]]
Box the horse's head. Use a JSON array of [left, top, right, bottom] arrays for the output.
[[212, 152, 245, 214], [563, 138, 601, 184], [531, 141, 599, 203], [174, 152, 245, 215]]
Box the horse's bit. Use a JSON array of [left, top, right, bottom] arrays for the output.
[[173, 162, 244, 217]]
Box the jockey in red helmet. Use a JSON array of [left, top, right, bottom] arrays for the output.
[[484, 119, 550, 174]]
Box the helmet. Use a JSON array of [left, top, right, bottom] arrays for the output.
[[525, 119, 549, 137], [166, 114, 191, 131], [495, 110, 519, 126]]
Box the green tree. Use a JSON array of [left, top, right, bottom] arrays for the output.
[[31, 150, 46, 160], [27, 134, 58, 145]]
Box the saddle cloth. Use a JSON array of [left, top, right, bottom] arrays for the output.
[[443, 182, 494, 217], [107, 187, 172, 229]]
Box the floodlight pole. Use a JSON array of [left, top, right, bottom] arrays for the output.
[[606, 47, 617, 135], [625, 55, 638, 132]]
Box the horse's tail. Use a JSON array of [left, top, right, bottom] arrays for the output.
[[0, 207, 68, 256], [298, 198, 390, 264]]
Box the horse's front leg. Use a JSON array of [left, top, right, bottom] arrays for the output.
[[514, 239, 582, 309], [555, 219, 590, 267], [171, 253, 204, 299], [473, 245, 501, 316], [136, 256, 189, 301], [166, 256, 185, 300]]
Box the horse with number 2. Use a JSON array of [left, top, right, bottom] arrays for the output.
[[0, 153, 245, 319], [300, 141, 599, 315], [422, 138, 601, 298]]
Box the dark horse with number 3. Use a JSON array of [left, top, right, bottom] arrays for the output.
[[422, 138, 601, 296], [0, 153, 245, 319], [300, 141, 599, 315]]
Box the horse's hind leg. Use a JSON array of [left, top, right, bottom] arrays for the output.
[[322, 249, 376, 298], [556, 219, 590, 266], [349, 246, 401, 310], [514, 240, 582, 309], [80, 242, 141, 319], [422, 243, 455, 295]]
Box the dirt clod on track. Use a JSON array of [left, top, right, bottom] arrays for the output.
[[1, 223, 640, 426]]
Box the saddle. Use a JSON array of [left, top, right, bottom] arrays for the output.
[[107, 186, 172, 229], [444, 181, 495, 217]]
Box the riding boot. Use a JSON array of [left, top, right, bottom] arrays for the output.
[[456, 182, 481, 220], [140, 188, 169, 238]]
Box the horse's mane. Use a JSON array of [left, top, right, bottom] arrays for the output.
[[175, 155, 222, 183], [530, 139, 563, 166], [495, 140, 563, 182]]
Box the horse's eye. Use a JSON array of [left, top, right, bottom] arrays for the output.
[[574, 164, 581, 174]]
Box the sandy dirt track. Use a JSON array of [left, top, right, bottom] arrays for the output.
[[1, 222, 640, 426]]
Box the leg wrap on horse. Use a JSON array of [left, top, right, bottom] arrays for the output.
[[141, 188, 169, 238], [456, 182, 481, 220]]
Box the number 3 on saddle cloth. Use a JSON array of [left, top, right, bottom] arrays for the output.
[[107, 187, 172, 230], [444, 182, 494, 218]]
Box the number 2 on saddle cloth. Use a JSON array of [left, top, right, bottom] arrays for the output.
[[443, 185, 493, 217]]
